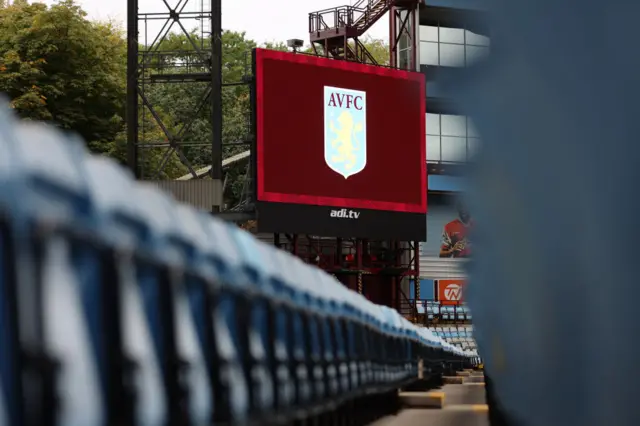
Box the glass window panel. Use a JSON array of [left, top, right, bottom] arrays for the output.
[[399, 48, 411, 70], [439, 27, 464, 44], [439, 43, 465, 67], [424, 114, 481, 163], [466, 45, 489, 65], [441, 114, 466, 136], [441, 136, 467, 162], [399, 32, 410, 51], [419, 41, 439, 66], [426, 113, 440, 135], [426, 135, 441, 162], [419, 25, 438, 42], [465, 30, 490, 46]]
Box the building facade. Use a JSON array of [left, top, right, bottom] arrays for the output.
[[418, 0, 488, 287]]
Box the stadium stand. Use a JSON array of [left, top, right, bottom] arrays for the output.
[[0, 101, 478, 425]]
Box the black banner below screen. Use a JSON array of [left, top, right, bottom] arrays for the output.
[[257, 202, 426, 241]]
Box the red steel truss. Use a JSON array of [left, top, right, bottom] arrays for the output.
[[389, 0, 420, 70], [273, 235, 420, 317]]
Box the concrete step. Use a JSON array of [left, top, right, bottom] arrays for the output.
[[444, 404, 489, 413], [443, 376, 465, 384], [399, 391, 446, 408], [465, 375, 485, 384]]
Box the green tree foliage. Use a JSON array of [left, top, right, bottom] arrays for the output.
[[359, 36, 390, 65], [0, 0, 392, 205], [0, 0, 125, 147]]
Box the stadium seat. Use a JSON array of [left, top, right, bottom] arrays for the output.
[[227, 229, 278, 417], [167, 204, 215, 424], [457, 305, 467, 321], [11, 122, 108, 426], [0, 117, 19, 426], [84, 157, 166, 425], [124, 184, 195, 424], [0, 102, 477, 425], [309, 268, 339, 404]]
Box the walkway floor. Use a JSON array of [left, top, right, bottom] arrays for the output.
[[372, 372, 489, 426]]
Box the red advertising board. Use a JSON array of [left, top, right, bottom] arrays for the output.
[[254, 48, 426, 240], [437, 279, 466, 305]]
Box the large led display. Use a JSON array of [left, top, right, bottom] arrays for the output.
[[254, 48, 426, 240]]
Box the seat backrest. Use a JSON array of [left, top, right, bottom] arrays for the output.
[[41, 236, 105, 425]]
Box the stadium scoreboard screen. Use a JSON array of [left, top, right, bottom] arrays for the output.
[[253, 48, 426, 240]]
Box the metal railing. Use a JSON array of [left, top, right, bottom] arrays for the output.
[[308, 0, 388, 34]]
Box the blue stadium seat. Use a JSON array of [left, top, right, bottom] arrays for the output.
[[167, 204, 215, 424], [457, 305, 466, 321], [303, 267, 333, 407], [84, 156, 167, 426], [282, 258, 314, 410], [0, 109, 20, 426], [338, 284, 365, 397], [257, 247, 296, 414], [122, 184, 190, 424], [18, 123, 117, 424], [202, 217, 252, 423], [326, 277, 351, 398], [314, 271, 347, 401], [442, 306, 451, 321], [0, 101, 477, 426], [11, 122, 104, 426], [226, 229, 278, 417]]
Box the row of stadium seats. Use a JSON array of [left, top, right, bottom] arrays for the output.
[[429, 326, 478, 351], [417, 301, 472, 322], [0, 103, 478, 426]]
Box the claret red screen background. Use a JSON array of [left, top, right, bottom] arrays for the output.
[[255, 48, 426, 214]]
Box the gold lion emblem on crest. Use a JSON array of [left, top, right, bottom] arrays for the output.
[[329, 110, 363, 172]]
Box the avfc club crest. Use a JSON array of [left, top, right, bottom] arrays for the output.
[[324, 86, 367, 179]]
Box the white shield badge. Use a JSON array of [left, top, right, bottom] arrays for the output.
[[324, 86, 367, 179]]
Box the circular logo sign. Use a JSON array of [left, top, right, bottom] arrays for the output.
[[443, 283, 462, 300]]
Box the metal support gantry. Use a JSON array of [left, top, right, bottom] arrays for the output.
[[126, 0, 223, 204]]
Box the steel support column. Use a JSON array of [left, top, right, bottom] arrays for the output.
[[126, 0, 224, 213], [414, 241, 420, 300], [389, 0, 420, 71], [126, 0, 139, 177], [211, 0, 223, 186]]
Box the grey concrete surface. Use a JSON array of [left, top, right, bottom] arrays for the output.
[[442, 384, 486, 405], [371, 376, 489, 426], [371, 408, 489, 426]]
